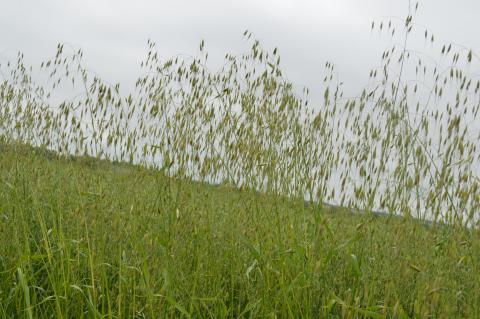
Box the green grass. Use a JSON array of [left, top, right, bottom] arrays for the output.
[[1, 143, 479, 318], [1, 5, 480, 316]]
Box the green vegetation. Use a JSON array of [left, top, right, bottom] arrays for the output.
[[0, 143, 479, 318], [1, 1, 480, 317]]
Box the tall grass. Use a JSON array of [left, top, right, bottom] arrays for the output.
[[1, 143, 479, 318], [1, 2, 480, 317], [2, 4, 479, 224]]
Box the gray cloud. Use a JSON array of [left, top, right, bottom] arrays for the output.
[[1, 0, 479, 101]]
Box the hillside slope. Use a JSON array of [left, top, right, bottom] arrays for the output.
[[0, 143, 479, 318]]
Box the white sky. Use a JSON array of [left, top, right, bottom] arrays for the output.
[[1, 0, 479, 100]]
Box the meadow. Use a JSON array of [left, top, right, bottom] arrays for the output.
[[1, 3, 480, 317], [1, 142, 479, 318]]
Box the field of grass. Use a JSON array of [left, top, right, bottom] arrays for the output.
[[0, 143, 479, 318], [2, 3, 480, 317]]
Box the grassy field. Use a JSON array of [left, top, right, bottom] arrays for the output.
[[0, 143, 479, 318], [1, 4, 480, 317]]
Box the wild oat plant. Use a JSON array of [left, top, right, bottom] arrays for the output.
[[1, 2, 480, 318]]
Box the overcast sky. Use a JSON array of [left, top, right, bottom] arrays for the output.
[[1, 0, 479, 101]]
